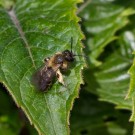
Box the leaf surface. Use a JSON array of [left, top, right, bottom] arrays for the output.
[[0, 0, 84, 135]]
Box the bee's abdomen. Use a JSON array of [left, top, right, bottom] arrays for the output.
[[33, 67, 56, 92], [39, 67, 56, 92]]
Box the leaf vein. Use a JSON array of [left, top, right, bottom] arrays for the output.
[[8, 8, 36, 69]]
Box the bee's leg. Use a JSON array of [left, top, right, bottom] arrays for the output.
[[56, 69, 66, 86], [56, 69, 70, 93]]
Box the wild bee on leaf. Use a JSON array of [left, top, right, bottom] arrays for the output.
[[32, 38, 84, 92]]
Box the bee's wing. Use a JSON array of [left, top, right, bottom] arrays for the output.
[[31, 65, 47, 91], [32, 64, 61, 92]]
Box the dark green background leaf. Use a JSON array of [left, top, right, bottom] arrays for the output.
[[79, 0, 135, 67], [70, 91, 133, 135], [79, 0, 135, 109], [0, 88, 22, 135]]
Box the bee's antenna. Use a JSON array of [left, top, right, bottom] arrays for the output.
[[71, 37, 73, 53]]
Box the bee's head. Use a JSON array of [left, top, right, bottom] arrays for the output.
[[62, 50, 74, 62], [62, 37, 86, 62]]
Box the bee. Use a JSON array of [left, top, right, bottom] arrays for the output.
[[32, 38, 83, 92]]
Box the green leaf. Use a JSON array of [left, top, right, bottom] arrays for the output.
[[79, 0, 135, 67], [79, 0, 135, 110], [0, 0, 84, 135], [70, 91, 133, 135], [128, 26, 135, 135], [128, 58, 135, 98], [84, 30, 134, 110]]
